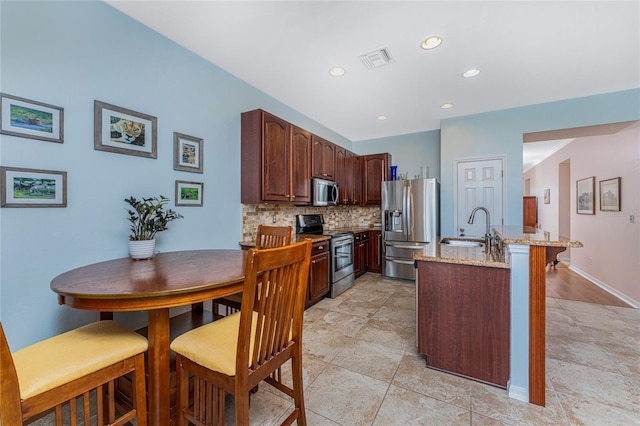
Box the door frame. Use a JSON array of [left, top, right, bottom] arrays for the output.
[[453, 155, 507, 236]]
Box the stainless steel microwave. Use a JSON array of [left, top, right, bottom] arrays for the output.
[[312, 178, 339, 206]]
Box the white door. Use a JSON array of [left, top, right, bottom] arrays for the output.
[[456, 158, 504, 238]]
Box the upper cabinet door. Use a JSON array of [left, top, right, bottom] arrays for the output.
[[291, 126, 312, 204], [334, 145, 347, 203], [312, 135, 335, 180], [361, 153, 391, 206], [262, 113, 291, 202]]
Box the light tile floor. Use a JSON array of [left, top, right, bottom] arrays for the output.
[[30, 272, 639, 425], [247, 272, 640, 426]]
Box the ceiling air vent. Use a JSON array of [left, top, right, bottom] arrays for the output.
[[359, 47, 395, 69]]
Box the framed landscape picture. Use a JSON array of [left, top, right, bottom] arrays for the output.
[[173, 132, 203, 173], [175, 180, 203, 206], [576, 176, 595, 215], [0, 93, 64, 143], [599, 177, 621, 212], [94, 100, 157, 158], [1, 166, 67, 207]]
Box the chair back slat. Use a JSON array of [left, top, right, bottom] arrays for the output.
[[0, 323, 23, 424], [238, 240, 311, 374], [255, 225, 292, 249]]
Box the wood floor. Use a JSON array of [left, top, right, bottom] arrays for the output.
[[546, 262, 632, 307]]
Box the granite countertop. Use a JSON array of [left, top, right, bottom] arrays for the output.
[[239, 224, 381, 248], [492, 225, 583, 248], [239, 234, 330, 248], [413, 238, 509, 269], [413, 225, 583, 269]]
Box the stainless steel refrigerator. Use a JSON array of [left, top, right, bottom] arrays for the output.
[[382, 178, 439, 280]]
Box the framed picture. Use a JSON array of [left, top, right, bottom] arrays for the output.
[[94, 100, 157, 158], [1, 166, 67, 207], [544, 188, 550, 205], [599, 177, 621, 211], [1, 93, 64, 143], [173, 132, 203, 173], [175, 180, 203, 206], [576, 176, 595, 215]]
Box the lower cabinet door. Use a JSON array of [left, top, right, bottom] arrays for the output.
[[306, 248, 330, 308]]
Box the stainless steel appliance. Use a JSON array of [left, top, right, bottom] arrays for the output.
[[312, 178, 339, 206], [295, 214, 354, 297], [382, 178, 439, 280]]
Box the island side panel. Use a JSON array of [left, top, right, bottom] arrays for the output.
[[529, 245, 547, 406], [417, 260, 511, 388]]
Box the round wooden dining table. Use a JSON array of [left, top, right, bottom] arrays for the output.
[[50, 249, 248, 425]]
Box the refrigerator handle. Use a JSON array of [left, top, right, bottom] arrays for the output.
[[403, 181, 410, 239]]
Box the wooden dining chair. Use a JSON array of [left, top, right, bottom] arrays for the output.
[[213, 224, 292, 316], [171, 238, 312, 426], [0, 320, 148, 426]]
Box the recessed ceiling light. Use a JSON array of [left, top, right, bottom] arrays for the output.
[[440, 103, 454, 109], [377, 115, 388, 121], [462, 69, 480, 78], [329, 66, 346, 77], [421, 36, 442, 50]]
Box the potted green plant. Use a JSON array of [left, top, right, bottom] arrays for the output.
[[124, 195, 183, 259]]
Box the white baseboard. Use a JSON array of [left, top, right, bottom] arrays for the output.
[[508, 383, 529, 402], [568, 265, 640, 309]]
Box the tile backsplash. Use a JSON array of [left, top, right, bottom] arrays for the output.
[[242, 204, 381, 242]]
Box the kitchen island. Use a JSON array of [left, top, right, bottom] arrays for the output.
[[415, 240, 510, 388], [414, 227, 582, 406]]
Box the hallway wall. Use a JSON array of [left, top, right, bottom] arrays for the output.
[[524, 123, 640, 306]]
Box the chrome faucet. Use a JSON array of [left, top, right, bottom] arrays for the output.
[[468, 206, 492, 252]]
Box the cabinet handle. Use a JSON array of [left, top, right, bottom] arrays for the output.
[[312, 260, 316, 264], [317, 246, 324, 250]]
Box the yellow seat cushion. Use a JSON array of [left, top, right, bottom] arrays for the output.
[[171, 312, 258, 377], [13, 320, 148, 400]]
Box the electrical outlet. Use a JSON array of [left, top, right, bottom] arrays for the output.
[[587, 256, 593, 265], [631, 215, 636, 224], [272, 214, 277, 224]]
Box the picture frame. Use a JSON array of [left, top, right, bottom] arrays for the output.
[[1, 166, 67, 207], [175, 180, 203, 206], [94, 100, 157, 159], [576, 176, 595, 215], [599, 177, 621, 212], [173, 132, 203, 173], [1, 93, 64, 143], [544, 188, 550, 205]]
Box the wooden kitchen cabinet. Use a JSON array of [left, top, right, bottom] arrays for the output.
[[241, 109, 311, 204], [361, 153, 391, 206], [523, 196, 538, 228], [290, 126, 312, 204], [416, 261, 510, 388], [306, 240, 330, 308], [368, 229, 382, 273], [335, 148, 359, 205], [311, 135, 335, 180], [354, 231, 369, 278], [335, 145, 347, 203]]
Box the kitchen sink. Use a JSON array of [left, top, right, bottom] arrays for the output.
[[440, 237, 484, 247]]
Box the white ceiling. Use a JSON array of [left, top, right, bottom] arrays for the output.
[[105, 1, 639, 150]]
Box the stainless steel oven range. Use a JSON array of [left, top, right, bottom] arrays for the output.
[[295, 214, 355, 298]]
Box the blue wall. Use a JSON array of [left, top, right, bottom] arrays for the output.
[[0, 0, 350, 350], [439, 89, 640, 235], [353, 130, 441, 181]]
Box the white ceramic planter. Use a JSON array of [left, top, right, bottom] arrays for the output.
[[128, 239, 156, 260]]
